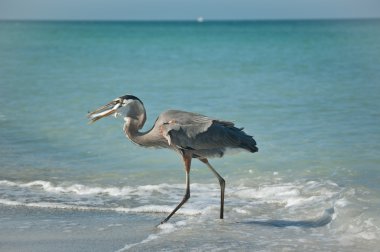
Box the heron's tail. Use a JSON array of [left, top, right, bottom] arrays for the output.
[[240, 138, 258, 153], [216, 121, 258, 153], [232, 127, 258, 153]]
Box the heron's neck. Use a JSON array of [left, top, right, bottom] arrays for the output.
[[123, 117, 159, 147]]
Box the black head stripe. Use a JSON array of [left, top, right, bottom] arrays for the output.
[[119, 94, 143, 104]]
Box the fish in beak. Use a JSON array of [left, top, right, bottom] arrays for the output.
[[87, 99, 121, 124]]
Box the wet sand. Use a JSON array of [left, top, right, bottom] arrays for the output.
[[0, 206, 159, 252]]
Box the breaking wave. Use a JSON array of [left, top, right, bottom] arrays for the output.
[[0, 179, 344, 217]]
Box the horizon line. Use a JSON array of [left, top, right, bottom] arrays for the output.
[[1, 17, 380, 22]]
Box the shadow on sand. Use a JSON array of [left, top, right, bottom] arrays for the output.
[[238, 208, 334, 228]]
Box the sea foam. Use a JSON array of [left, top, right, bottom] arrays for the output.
[[0, 179, 345, 218]]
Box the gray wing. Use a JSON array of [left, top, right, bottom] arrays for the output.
[[158, 110, 257, 156]]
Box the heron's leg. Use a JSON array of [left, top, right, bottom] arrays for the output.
[[199, 158, 225, 219], [160, 155, 191, 224]]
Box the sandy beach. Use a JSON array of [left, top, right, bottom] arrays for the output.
[[0, 205, 160, 252]]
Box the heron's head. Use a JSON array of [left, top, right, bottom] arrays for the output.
[[87, 94, 146, 127]]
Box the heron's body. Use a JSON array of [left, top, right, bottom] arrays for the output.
[[126, 109, 258, 157], [88, 94, 258, 224]]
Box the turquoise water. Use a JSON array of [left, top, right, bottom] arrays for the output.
[[1, 20, 380, 251]]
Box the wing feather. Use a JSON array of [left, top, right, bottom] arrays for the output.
[[158, 110, 214, 146], [158, 110, 256, 153]]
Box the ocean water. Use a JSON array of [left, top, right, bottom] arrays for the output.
[[0, 20, 380, 251]]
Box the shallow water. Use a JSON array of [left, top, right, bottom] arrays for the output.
[[0, 20, 380, 251]]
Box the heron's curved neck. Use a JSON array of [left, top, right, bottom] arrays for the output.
[[123, 117, 158, 147]]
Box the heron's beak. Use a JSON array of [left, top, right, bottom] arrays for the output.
[[87, 100, 121, 124]]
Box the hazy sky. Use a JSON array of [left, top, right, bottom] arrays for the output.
[[1, 0, 380, 20]]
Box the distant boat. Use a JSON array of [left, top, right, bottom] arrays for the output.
[[197, 16, 204, 23]]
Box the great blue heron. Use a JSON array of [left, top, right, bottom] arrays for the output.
[[88, 94, 258, 224]]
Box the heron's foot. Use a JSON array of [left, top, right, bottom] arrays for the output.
[[155, 218, 168, 228], [155, 222, 162, 228]]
